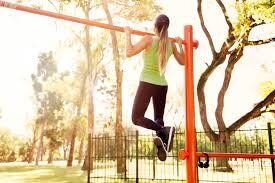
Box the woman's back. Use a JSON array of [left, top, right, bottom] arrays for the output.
[[140, 36, 173, 86]]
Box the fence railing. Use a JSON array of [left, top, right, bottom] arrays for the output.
[[89, 125, 275, 183]]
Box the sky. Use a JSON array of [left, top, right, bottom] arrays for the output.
[[0, 0, 274, 137]]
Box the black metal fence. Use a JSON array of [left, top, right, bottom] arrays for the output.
[[89, 124, 275, 183]]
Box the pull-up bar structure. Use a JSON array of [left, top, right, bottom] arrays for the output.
[[0, 0, 198, 47], [1, 1, 275, 183]]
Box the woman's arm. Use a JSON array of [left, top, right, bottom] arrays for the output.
[[172, 37, 185, 65], [125, 27, 152, 57]]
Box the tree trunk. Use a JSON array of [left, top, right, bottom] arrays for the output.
[[81, 135, 93, 171], [214, 131, 233, 172], [78, 137, 84, 164], [28, 139, 36, 164], [63, 149, 67, 160], [48, 149, 54, 164], [40, 140, 44, 161], [28, 124, 38, 164], [28, 147, 34, 164], [81, 6, 94, 171], [82, 95, 94, 171], [67, 106, 82, 166], [67, 124, 77, 167], [27, 146, 34, 164], [102, 0, 126, 174], [35, 121, 45, 166]]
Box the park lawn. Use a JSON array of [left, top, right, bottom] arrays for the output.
[[0, 165, 86, 183], [0, 164, 186, 183]]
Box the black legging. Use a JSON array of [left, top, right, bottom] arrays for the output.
[[132, 81, 168, 131]]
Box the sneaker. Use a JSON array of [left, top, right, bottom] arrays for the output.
[[153, 136, 167, 161], [156, 126, 175, 152], [165, 126, 175, 152]]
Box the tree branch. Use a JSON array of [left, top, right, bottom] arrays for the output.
[[196, 42, 229, 141], [70, 29, 85, 47], [250, 19, 266, 28], [47, 0, 59, 12], [216, 0, 233, 32], [215, 48, 243, 131], [197, 0, 217, 57], [245, 37, 275, 46], [109, 0, 128, 7], [228, 89, 275, 133], [261, 109, 275, 115]]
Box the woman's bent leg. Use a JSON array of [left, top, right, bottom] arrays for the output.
[[132, 82, 162, 131]]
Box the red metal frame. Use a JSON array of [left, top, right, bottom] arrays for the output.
[[184, 25, 198, 183], [196, 152, 275, 159], [0, 0, 191, 44], [1, 1, 274, 183]]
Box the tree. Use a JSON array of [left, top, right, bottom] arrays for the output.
[[19, 143, 30, 162], [44, 123, 63, 164], [101, 0, 125, 173], [76, 115, 87, 164], [25, 122, 39, 163], [49, 0, 108, 171], [60, 124, 72, 161], [44, 67, 87, 166], [0, 128, 13, 162], [31, 51, 60, 165], [197, 0, 275, 171], [7, 151, 16, 162], [0, 128, 22, 162]]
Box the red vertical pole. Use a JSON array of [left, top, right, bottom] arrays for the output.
[[184, 25, 197, 183]]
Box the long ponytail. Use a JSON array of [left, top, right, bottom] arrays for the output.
[[158, 26, 169, 75], [155, 14, 170, 75]]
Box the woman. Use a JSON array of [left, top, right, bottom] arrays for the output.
[[125, 14, 185, 161]]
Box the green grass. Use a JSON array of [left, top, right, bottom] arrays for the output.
[[0, 164, 185, 183], [0, 165, 86, 183]]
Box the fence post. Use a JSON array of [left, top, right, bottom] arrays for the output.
[[136, 130, 139, 183], [124, 135, 127, 180], [268, 122, 275, 183], [176, 133, 179, 177], [153, 144, 156, 180]]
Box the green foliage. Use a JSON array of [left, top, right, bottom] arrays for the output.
[[7, 151, 16, 162], [0, 129, 13, 162], [31, 51, 64, 162], [258, 81, 275, 124], [112, 0, 162, 21], [37, 52, 57, 81], [45, 125, 64, 151], [196, 130, 268, 154], [0, 128, 23, 162], [75, 115, 87, 140], [259, 80, 275, 98], [18, 143, 30, 162], [251, 0, 275, 23], [232, 0, 275, 37]]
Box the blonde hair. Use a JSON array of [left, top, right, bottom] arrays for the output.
[[158, 27, 169, 75], [155, 14, 170, 75]]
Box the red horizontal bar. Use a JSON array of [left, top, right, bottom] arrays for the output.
[[0, 1, 153, 36], [197, 152, 275, 159], [0, 1, 180, 42], [0, 1, 200, 47], [179, 149, 275, 160]]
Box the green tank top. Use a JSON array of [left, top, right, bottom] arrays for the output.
[[140, 36, 173, 86]]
